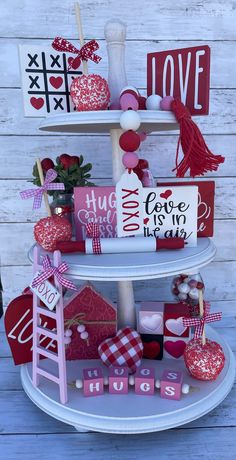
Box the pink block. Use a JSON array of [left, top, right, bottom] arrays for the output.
[[135, 367, 155, 395], [160, 369, 183, 400], [109, 367, 129, 394], [138, 302, 164, 335], [83, 367, 104, 397]]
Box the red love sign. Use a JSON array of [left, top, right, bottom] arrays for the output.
[[147, 45, 210, 115], [4, 294, 57, 365]]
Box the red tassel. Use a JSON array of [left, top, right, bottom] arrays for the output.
[[171, 99, 225, 177]]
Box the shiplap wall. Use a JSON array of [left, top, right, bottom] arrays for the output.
[[1, 0, 236, 310]]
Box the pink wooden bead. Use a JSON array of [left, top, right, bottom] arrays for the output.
[[120, 93, 139, 111], [139, 132, 147, 142], [134, 367, 155, 395], [160, 96, 174, 111], [83, 367, 104, 397], [160, 369, 183, 400], [108, 367, 129, 394], [64, 336, 71, 345], [122, 152, 139, 169]]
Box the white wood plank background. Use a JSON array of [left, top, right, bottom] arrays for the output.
[[0, 0, 236, 456]]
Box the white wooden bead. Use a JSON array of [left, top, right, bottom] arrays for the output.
[[120, 110, 141, 131], [189, 288, 200, 300], [128, 375, 135, 386], [104, 375, 109, 385], [64, 336, 71, 345], [75, 379, 83, 389], [80, 331, 89, 340], [178, 282, 190, 294], [178, 293, 188, 300], [182, 383, 190, 394], [146, 94, 162, 110], [77, 324, 85, 333], [155, 379, 161, 389]]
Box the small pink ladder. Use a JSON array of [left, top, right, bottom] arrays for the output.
[[32, 246, 67, 404]]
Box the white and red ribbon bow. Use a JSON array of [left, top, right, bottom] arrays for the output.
[[20, 169, 65, 210], [86, 222, 102, 254], [182, 302, 222, 339], [32, 255, 77, 291], [52, 37, 101, 70]]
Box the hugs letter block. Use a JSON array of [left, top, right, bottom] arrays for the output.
[[164, 303, 190, 338], [108, 367, 129, 394], [135, 367, 155, 395], [138, 302, 164, 335], [83, 367, 104, 397], [160, 369, 183, 400]]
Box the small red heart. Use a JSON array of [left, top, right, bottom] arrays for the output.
[[68, 56, 81, 70], [164, 340, 186, 359], [30, 97, 44, 110], [143, 341, 160, 359], [160, 189, 172, 200], [49, 76, 63, 89], [143, 217, 149, 225]]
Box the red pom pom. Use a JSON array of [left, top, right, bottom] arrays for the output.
[[34, 215, 72, 252], [41, 158, 54, 172], [184, 338, 225, 381], [119, 131, 141, 152]]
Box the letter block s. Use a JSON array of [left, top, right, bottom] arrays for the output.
[[160, 369, 183, 400]]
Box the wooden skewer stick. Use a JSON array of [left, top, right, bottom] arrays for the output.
[[198, 289, 206, 346], [75, 2, 88, 75], [36, 158, 52, 217]]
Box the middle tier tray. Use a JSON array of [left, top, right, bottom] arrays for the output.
[[28, 238, 216, 281]]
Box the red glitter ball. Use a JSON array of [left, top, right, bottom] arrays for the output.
[[184, 338, 225, 381], [34, 215, 72, 252], [70, 74, 110, 111], [119, 131, 141, 152]]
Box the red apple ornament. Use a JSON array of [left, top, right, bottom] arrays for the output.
[[70, 74, 110, 111], [34, 215, 72, 252], [184, 338, 225, 381]]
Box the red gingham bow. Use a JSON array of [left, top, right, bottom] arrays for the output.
[[52, 37, 101, 70], [20, 169, 65, 210], [182, 302, 222, 339], [32, 255, 77, 291], [86, 223, 102, 254]]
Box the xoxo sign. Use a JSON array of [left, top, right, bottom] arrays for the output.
[[30, 272, 60, 310], [116, 170, 143, 237]]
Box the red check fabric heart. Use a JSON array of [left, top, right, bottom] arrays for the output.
[[98, 327, 143, 373]]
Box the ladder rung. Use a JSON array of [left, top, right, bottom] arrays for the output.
[[36, 346, 59, 362], [36, 326, 58, 341], [36, 306, 57, 319], [36, 367, 59, 384]]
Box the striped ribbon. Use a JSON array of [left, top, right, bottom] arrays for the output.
[[86, 223, 102, 254], [32, 255, 77, 291], [183, 302, 222, 339], [20, 169, 65, 209]]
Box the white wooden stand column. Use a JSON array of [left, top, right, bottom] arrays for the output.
[[105, 19, 136, 328]]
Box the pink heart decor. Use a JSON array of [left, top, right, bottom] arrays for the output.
[[98, 327, 143, 373], [164, 340, 186, 359]]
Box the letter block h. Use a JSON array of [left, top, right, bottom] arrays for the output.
[[83, 367, 104, 397]]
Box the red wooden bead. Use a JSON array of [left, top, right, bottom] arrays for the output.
[[119, 131, 141, 152], [138, 96, 147, 110]]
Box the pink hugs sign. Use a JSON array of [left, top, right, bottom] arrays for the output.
[[74, 187, 117, 240]]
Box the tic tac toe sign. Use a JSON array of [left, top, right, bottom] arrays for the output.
[[19, 45, 82, 116], [147, 45, 210, 115]]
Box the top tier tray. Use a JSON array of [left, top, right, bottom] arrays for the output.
[[39, 110, 178, 134]]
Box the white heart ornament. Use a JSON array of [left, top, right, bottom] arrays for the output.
[[165, 317, 187, 336], [140, 314, 162, 332]]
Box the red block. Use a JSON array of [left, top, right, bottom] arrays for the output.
[[164, 303, 190, 338]]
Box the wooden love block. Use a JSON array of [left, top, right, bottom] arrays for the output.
[[147, 45, 210, 115], [160, 369, 183, 400], [83, 367, 104, 397], [4, 293, 57, 365]]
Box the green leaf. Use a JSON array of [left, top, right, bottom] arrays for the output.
[[79, 155, 84, 165]]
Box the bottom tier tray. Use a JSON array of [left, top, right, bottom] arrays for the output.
[[21, 327, 235, 434]]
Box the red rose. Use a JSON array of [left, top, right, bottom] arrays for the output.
[[41, 158, 54, 172], [59, 153, 71, 169], [70, 155, 80, 165]]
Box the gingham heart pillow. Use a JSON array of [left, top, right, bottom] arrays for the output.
[[98, 327, 143, 373]]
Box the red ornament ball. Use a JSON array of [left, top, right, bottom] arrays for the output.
[[184, 338, 225, 381], [70, 74, 110, 111], [119, 130, 141, 152], [34, 215, 72, 252]]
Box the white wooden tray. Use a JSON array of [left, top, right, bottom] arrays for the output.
[[21, 326, 235, 434], [28, 238, 216, 281], [39, 110, 178, 134]]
